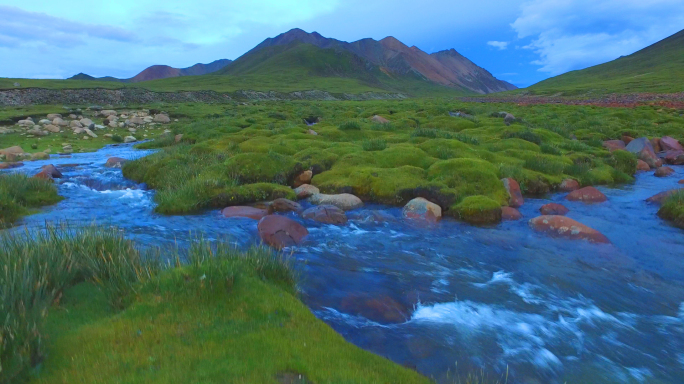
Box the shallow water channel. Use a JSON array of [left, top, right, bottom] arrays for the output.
[[3, 143, 684, 383]]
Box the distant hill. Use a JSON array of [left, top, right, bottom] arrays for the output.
[[234, 29, 516, 94], [525, 29, 684, 95], [69, 59, 232, 83]]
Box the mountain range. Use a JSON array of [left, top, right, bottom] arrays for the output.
[[69, 59, 232, 83], [69, 29, 515, 95]]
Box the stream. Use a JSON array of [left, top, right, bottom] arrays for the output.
[[3, 143, 684, 383]]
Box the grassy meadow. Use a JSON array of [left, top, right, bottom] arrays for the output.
[[116, 100, 684, 223], [0, 225, 429, 384]]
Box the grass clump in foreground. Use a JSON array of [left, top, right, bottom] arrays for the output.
[[658, 191, 684, 228], [1, 225, 429, 384], [0, 174, 62, 227]]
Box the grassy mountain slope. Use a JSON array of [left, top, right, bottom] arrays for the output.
[[525, 29, 684, 95]]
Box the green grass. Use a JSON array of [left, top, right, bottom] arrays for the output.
[[0, 225, 428, 383], [0, 174, 62, 226], [658, 191, 684, 228], [521, 29, 684, 95]]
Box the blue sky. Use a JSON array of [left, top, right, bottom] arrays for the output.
[[1, 0, 683, 87]]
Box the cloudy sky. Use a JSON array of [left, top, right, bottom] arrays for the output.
[[1, 0, 683, 87]]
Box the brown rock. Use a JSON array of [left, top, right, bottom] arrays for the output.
[[636, 159, 651, 171], [174, 134, 183, 143], [257, 215, 308, 249], [501, 178, 524, 208], [650, 138, 662, 153], [371, 115, 390, 124], [221, 206, 268, 220], [0, 146, 24, 156], [603, 140, 625, 152], [45, 124, 60, 133], [40, 164, 62, 178], [559, 179, 580, 192], [646, 189, 684, 205], [660, 136, 683, 152], [302, 205, 348, 225], [268, 198, 302, 214], [293, 170, 312, 188], [529, 215, 610, 244], [655, 167, 675, 177], [621, 135, 634, 145], [0, 162, 23, 170], [32, 170, 54, 181], [679, 179, 684, 184], [540, 203, 569, 216], [664, 150, 684, 165], [339, 294, 409, 324], [309, 193, 363, 211], [625, 137, 658, 168], [501, 207, 522, 221], [294, 184, 320, 199], [402, 197, 442, 222], [566, 186, 607, 203], [105, 157, 128, 168], [153, 114, 171, 123]]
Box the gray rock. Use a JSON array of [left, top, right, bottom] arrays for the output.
[[124, 136, 137, 143]]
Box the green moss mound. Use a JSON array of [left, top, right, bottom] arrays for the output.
[[452, 195, 503, 225], [428, 158, 508, 205], [658, 191, 684, 228], [0, 174, 62, 227]]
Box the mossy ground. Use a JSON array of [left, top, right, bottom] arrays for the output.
[[113, 100, 684, 217]]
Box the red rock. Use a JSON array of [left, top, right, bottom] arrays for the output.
[[559, 179, 580, 192], [32, 170, 54, 182], [257, 215, 308, 249], [621, 135, 634, 145], [339, 294, 408, 324], [529, 215, 610, 244], [501, 178, 524, 208], [40, 164, 62, 178], [646, 189, 684, 205], [650, 138, 662, 153], [221, 206, 268, 220], [679, 180, 684, 184], [566, 186, 607, 203], [655, 167, 675, 177], [656, 159, 663, 168], [402, 197, 442, 222], [293, 170, 312, 188], [603, 140, 625, 152], [268, 198, 302, 213], [294, 184, 319, 199], [105, 157, 128, 168], [636, 159, 651, 171], [540, 203, 569, 215], [664, 150, 684, 165], [660, 136, 684, 152], [501, 207, 522, 221], [0, 162, 23, 170], [626, 137, 658, 168], [302, 205, 348, 225]]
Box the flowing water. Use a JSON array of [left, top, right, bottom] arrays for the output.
[[3, 143, 684, 383]]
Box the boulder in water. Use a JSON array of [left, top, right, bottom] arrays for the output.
[[655, 167, 675, 177], [40, 164, 62, 178], [257, 215, 308, 249], [309, 193, 363, 211], [559, 179, 580, 192], [339, 294, 409, 324], [222, 206, 268, 220], [502, 177, 524, 208], [268, 198, 302, 214], [501, 206, 522, 221], [402, 197, 442, 222], [294, 184, 319, 199], [540, 203, 569, 215], [646, 189, 684, 205], [625, 137, 658, 168], [660, 136, 683, 152], [664, 150, 684, 165], [566, 186, 607, 203], [636, 159, 651, 171], [529, 215, 610, 244], [302, 205, 348, 225], [105, 157, 128, 168]]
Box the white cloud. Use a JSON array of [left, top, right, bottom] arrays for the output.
[[487, 41, 509, 50], [511, 0, 684, 75]]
